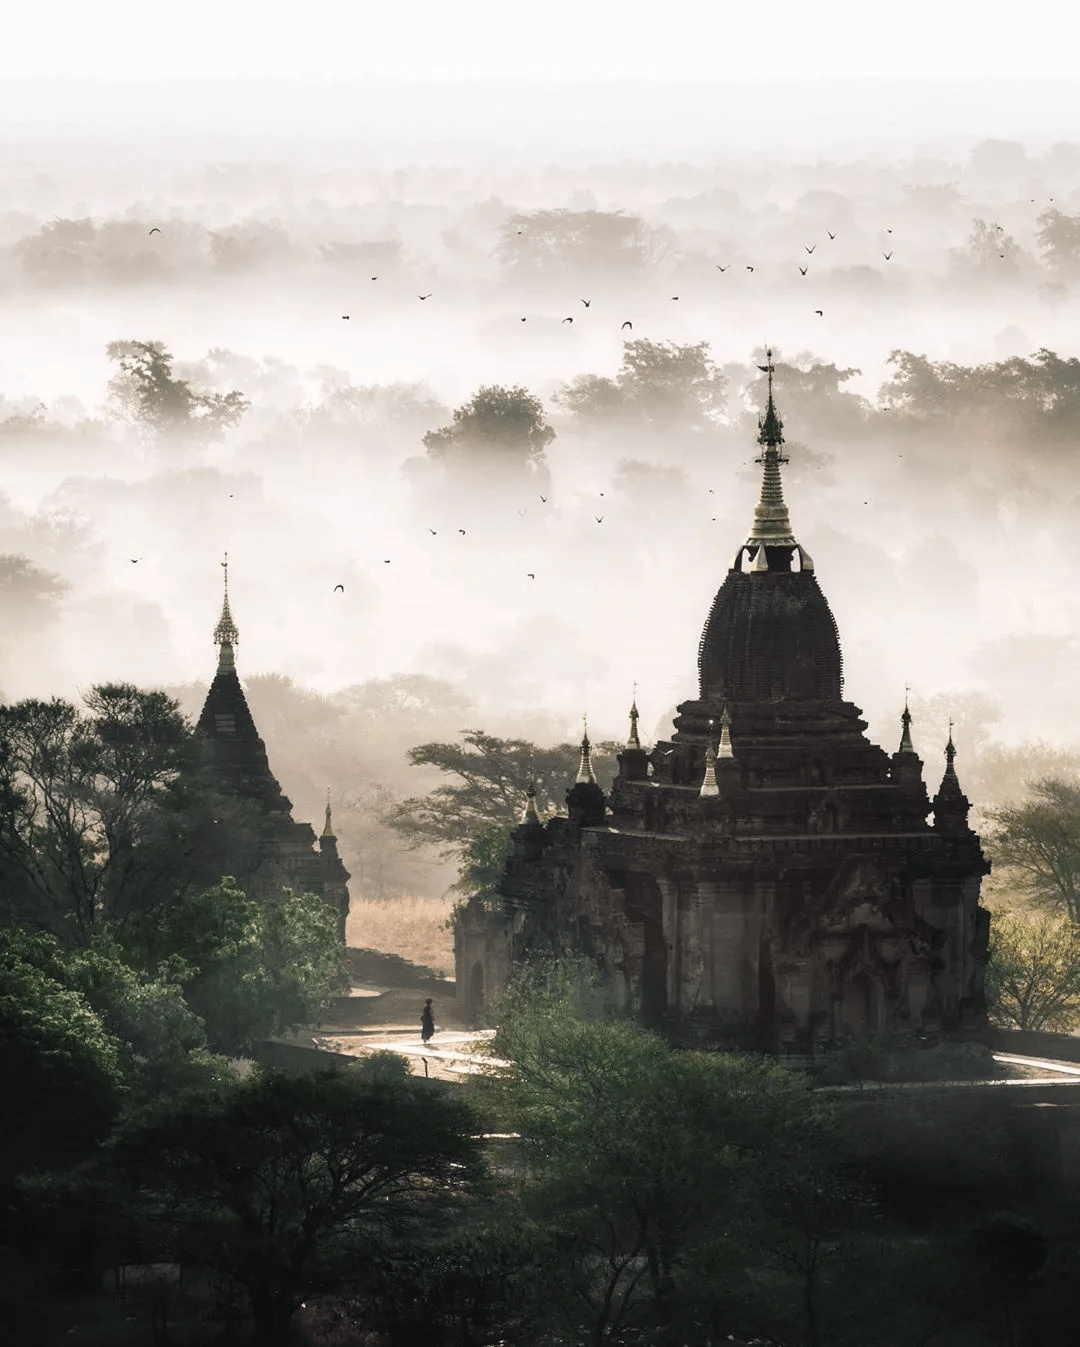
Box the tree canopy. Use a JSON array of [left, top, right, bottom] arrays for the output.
[[105, 339, 250, 448], [984, 906, 1080, 1031], [988, 778, 1080, 922], [496, 208, 675, 282], [422, 384, 555, 468], [95, 1064, 487, 1342], [382, 729, 620, 892], [555, 338, 727, 434], [127, 876, 348, 1056]]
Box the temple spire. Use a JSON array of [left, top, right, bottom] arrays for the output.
[[520, 781, 542, 825], [213, 552, 240, 674], [746, 348, 797, 550], [942, 720, 959, 785], [699, 721, 720, 797], [576, 715, 598, 784], [627, 684, 641, 750], [717, 704, 734, 759], [322, 787, 335, 839], [898, 687, 916, 755]]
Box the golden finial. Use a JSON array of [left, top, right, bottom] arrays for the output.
[[576, 714, 597, 784], [717, 704, 734, 759], [213, 552, 239, 673], [700, 719, 720, 797]]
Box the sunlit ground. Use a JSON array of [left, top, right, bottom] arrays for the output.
[[345, 893, 456, 976]]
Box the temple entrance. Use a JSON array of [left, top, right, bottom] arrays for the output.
[[642, 915, 667, 1028], [469, 960, 485, 1015], [844, 972, 879, 1036]]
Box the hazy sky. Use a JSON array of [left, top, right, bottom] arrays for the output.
[[5, 1, 1080, 82]]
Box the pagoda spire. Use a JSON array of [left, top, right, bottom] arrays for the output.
[[746, 348, 797, 551], [520, 781, 542, 826], [898, 686, 916, 755], [627, 684, 641, 750], [322, 786, 335, 839], [213, 552, 240, 674], [717, 704, 734, 759], [699, 722, 720, 797], [576, 715, 598, 784], [942, 721, 960, 787]]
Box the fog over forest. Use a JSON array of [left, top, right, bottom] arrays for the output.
[[5, 75, 1080, 899]]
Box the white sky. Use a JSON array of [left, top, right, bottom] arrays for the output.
[[3, 0, 1078, 81]]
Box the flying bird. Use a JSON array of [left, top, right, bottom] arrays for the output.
[[716, 264, 729, 271], [746, 265, 754, 272], [527, 572, 535, 579], [384, 559, 391, 564], [827, 231, 836, 239], [458, 529, 466, 535], [671, 296, 679, 300], [418, 293, 432, 300], [342, 315, 350, 319], [708, 488, 714, 493], [563, 316, 573, 323], [886, 228, 893, 233], [595, 516, 604, 523], [148, 227, 161, 236], [334, 584, 344, 592], [882, 252, 892, 260], [130, 557, 143, 563], [428, 528, 437, 535], [621, 321, 632, 330], [521, 317, 526, 322], [371, 275, 378, 280], [581, 299, 591, 307], [805, 245, 815, 254], [539, 495, 547, 502], [798, 266, 807, 275], [814, 309, 823, 316], [518, 509, 527, 517]]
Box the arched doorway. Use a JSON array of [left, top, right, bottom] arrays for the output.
[[844, 971, 879, 1036], [469, 959, 485, 1015]]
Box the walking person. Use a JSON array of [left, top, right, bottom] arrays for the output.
[[421, 998, 435, 1045]]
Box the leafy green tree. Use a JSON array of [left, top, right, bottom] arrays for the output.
[[556, 338, 727, 434], [1036, 207, 1080, 280], [0, 939, 129, 1184], [422, 384, 555, 469], [471, 955, 858, 1345], [984, 906, 1080, 1030], [131, 876, 347, 1055], [0, 684, 220, 941], [382, 729, 620, 891], [496, 208, 676, 282], [105, 339, 250, 448], [95, 1064, 487, 1343], [988, 778, 1080, 921]]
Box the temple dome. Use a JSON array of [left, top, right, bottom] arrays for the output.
[[698, 565, 843, 702]]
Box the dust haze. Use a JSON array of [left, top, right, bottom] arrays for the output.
[[3, 75, 1080, 897]]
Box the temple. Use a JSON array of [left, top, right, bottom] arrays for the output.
[[455, 353, 992, 1053], [195, 556, 351, 941]]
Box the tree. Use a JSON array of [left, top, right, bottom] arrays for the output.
[[496, 208, 676, 283], [0, 684, 220, 941], [988, 778, 1080, 921], [105, 339, 250, 449], [96, 1064, 487, 1343], [742, 354, 872, 440], [0, 937, 129, 1185], [422, 384, 555, 469], [470, 955, 862, 1346], [556, 338, 727, 434], [382, 730, 620, 891], [1036, 207, 1080, 280], [983, 906, 1080, 1030], [130, 877, 348, 1056], [949, 218, 1030, 283]]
